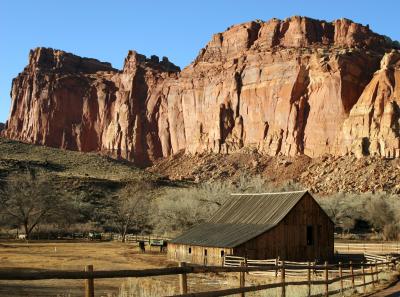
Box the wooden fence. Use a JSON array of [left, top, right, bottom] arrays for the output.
[[0, 257, 398, 297], [110, 233, 170, 243], [224, 256, 316, 277], [335, 242, 400, 254]]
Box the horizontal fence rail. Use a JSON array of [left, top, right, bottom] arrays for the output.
[[0, 255, 398, 297], [335, 242, 400, 254]]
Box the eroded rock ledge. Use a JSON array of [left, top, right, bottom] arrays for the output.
[[2, 16, 400, 165]]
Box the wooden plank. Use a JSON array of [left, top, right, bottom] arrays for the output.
[[84, 265, 94, 297], [362, 262, 366, 293], [179, 262, 188, 294], [239, 261, 245, 297], [339, 262, 343, 296], [281, 260, 286, 297], [307, 261, 311, 297], [324, 262, 328, 297]]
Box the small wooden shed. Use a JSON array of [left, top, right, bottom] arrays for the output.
[[168, 190, 334, 265]]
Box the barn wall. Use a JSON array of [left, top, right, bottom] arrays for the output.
[[168, 243, 232, 266], [234, 194, 334, 261]]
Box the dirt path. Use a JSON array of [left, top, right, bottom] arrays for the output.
[[369, 281, 400, 297]]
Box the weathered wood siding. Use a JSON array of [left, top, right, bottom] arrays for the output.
[[233, 193, 334, 261], [168, 243, 232, 266]]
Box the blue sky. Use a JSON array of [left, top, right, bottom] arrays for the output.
[[1, 0, 399, 123]]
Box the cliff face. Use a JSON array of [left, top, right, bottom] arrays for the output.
[[3, 48, 180, 166], [340, 51, 400, 158], [2, 16, 399, 165]]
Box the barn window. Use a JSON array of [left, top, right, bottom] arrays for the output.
[[307, 225, 314, 245], [204, 249, 208, 256], [220, 250, 225, 257], [188, 247, 192, 254]]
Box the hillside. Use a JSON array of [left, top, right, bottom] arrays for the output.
[[149, 150, 400, 195], [1, 136, 398, 197], [0, 137, 172, 206]]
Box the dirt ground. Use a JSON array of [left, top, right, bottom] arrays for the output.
[[2, 240, 397, 297], [0, 240, 172, 297], [0, 240, 241, 297], [368, 274, 400, 297]]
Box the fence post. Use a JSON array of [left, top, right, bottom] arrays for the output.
[[275, 257, 279, 278], [339, 262, 343, 296], [361, 262, 366, 293], [281, 260, 286, 297], [350, 261, 354, 290], [179, 262, 188, 294], [370, 263, 375, 288], [84, 265, 94, 297], [307, 261, 311, 297], [324, 261, 328, 297], [239, 261, 245, 297], [375, 260, 379, 284]]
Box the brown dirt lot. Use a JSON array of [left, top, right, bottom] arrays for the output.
[[0, 240, 171, 297]]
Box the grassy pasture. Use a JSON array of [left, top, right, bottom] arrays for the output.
[[0, 240, 171, 297]]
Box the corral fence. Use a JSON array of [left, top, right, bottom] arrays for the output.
[[224, 255, 317, 278], [335, 242, 400, 254], [0, 255, 398, 297], [111, 234, 170, 243], [223, 252, 396, 277]]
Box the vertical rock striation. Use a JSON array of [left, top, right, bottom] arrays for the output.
[[340, 50, 400, 158], [2, 16, 399, 164]]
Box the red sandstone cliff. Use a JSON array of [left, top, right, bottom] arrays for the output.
[[2, 16, 399, 165]]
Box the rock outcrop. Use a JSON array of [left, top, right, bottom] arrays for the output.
[[0, 123, 4, 133], [2, 16, 399, 165], [340, 50, 400, 158]]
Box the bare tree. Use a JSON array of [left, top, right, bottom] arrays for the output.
[[152, 176, 303, 235], [105, 181, 152, 242], [0, 169, 75, 239], [318, 193, 362, 233], [364, 195, 395, 232]]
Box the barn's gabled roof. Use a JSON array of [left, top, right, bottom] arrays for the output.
[[171, 190, 310, 248]]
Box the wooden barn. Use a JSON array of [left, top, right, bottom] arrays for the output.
[[168, 190, 334, 266]]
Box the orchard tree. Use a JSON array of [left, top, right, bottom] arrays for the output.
[[0, 169, 76, 239], [105, 181, 153, 242]]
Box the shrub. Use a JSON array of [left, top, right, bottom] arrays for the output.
[[383, 224, 400, 241]]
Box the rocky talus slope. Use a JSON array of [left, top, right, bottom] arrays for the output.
[[2, 16, 400, 166], [148, 151, 400, 195]]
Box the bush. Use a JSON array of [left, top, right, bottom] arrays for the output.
[[383, 224, 400, 241]]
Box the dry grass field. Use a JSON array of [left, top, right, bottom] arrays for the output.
[[0, 240, 398, 297], [0, 240, 241, 297], [0, 240, 172, 297]]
